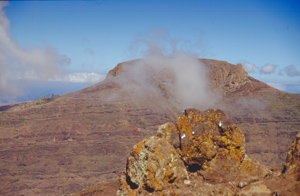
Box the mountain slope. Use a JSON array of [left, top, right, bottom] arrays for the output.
[[0, 58, 299, 196]]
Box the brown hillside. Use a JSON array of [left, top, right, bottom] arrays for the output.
[[0, 58, 299, 196]]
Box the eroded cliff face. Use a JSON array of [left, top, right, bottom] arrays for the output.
[[117, 109, 295, 196]]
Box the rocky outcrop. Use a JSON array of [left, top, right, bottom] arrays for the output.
[[176, 109, 247, 184], [117, 109, 293, 195], [284, 131, 300, 177], [118, 136, 189, 195]]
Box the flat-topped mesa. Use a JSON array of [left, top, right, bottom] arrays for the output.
[[117, 109, 272, 195], [106, 58, 279, 96]]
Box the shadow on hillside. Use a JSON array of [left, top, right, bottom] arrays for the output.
[[0, 104, 14, 111]]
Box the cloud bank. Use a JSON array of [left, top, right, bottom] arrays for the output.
[[0, 2, 72, 101], [260, 64, 276, 74]]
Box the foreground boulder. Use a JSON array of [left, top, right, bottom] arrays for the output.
[[117, 109, 292, 195], [176, 109, 246, 183], [118, 136, 189, 195]]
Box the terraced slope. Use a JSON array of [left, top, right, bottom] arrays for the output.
[[0, 58, 299, 196]]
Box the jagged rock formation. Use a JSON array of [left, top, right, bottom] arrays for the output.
[[117, 109, 290, 196]]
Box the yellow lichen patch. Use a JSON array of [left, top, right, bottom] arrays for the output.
[[230, 148, 243, 162], [120, 177, 138, 196], [146, 162, 156, 180], [128, 189, 137, 196], [122, 179, 129, 189], [221, 136, 228, 145], [146, 169, 163, 191], [240, 159, 256, 173], [163, 166, 174, 184], [176, 115, 191, 136], [152, 146, 165, 160], [133, 140, 145, 155]]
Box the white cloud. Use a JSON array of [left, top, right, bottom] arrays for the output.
[[267, 83, 285, 91], [49, 72, 106, 83], [283, 65, 300, 77], [0, 2, 70, 101], [112, 29, 219, 110], [260, 64, 276, 74], [242, 62, 255, 73]]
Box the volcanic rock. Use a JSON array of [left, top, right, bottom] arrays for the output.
[[117, 109, 278, 195], [118, 136, 189, 195], [283, 131, 300, 179], [176, 109, 246, 183]]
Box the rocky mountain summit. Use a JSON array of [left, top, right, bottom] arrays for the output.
[[117, 109, 300, 195]]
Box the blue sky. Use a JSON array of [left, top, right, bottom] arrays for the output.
[[0, 0, 300, 103]]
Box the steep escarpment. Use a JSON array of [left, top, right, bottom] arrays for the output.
[[200, 59, 277, 95], [117, 109, 300, 195]]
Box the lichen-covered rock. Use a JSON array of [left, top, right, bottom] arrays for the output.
[[176, 108, 246, 183], [117, 109, 300, 195], [117, 136, 188, 196], [237, 154, 271, 188], [157, 122, 180, 149], [283, 131, 300, 179]]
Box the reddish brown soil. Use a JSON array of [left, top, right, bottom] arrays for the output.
[[0, 58, 299, 196]]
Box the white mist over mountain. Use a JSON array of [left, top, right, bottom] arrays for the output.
[[110, 30, 219, 110]]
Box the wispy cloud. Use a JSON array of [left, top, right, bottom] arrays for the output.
[[282, 65, 300, 77], [50, 72, 106, 83], [0, 2, 70, 100], [111, 29, 219, 110], [84, 48, 95, 56], [242, 62, 255, 73], [259, 64, 276, 74]]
